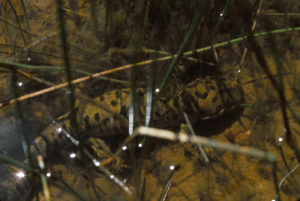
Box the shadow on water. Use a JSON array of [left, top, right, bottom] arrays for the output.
[[195, 106, 244, 137]]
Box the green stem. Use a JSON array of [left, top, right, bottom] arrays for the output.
[[0, 16, 38, 37], [19, 0, 32, 42], [157, 0, 209, 95]]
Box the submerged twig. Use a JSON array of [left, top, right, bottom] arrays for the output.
[[279, 163, 300, 189], [135, 126, 276, 162], [183, 112, 209, 163], [10, 32, 58, 61], [157, 166, 177, 201], [102, 126, 277, 167]]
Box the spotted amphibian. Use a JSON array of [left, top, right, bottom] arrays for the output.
[[30, 76, 243, 160]]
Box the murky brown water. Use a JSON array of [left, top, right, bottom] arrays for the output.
[[0, 0, 300, 201]]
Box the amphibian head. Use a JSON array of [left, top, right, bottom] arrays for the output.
[[178, 76, 244, 121]]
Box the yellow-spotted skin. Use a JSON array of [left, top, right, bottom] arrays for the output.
[[30, 76, 243, 160]]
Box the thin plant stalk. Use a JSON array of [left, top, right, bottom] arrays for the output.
[[279, 163, 300, 189], [37, 155, 51, 201], [247, 35, 300, 162], [89, 0, 99, 41], [6, 0, 27, 45], [1, 27, 300, 108], [10, 31, 57, 60], [272, 163, 282, 201], [158, 169, 174, 201], [10, 70, 33, 166], [135, 126, 277, 162], [183, 112, 209, 163], [55, 0, 79, 137], [0, 16, 38, 37], [19, 0, 32, 43], [55, 1, 92, 201], [157, 0, 209, 96], [102, 125, 277, 167], [211, 0, 232, 38], [0, 153, 34, 172]]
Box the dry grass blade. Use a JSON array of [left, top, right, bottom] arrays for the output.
[[135, 126, 276, 162], [10, 32, 58, 61]]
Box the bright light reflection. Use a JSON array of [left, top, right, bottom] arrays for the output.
[[46, 172, 51, 177], [17, 82, 23, 87], [93, 159, 100, 167], [16, 170, 26, 178], [138, 143, 143, 148], [55, 127, 62, 133], [27, 57, 31, 61], [278, 137, 283, 142], [237, 69, 241, 73], [69, 153, 76, 158], [110, 174, 115, 179], [155, 88, 160, 93], [169, 165, 175, 171], [122, 146, 127, 151]]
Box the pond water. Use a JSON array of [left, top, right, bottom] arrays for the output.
[[0, 0, 300, 201]]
